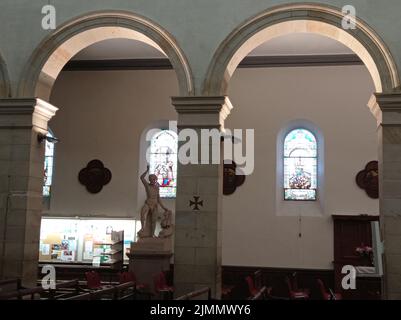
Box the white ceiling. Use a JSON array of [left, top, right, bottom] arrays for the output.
[[249, 33, 353, 56], [72, 33, 354, 61]]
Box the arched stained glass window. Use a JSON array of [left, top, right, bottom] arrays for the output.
[[149, 130, 178, 198], [43, 130, 55, 197], [284, 129, 317, 201]]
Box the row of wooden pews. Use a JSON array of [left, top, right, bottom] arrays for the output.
[[0, 278, 141, 300], [0, 279, 81, 300], [64, 281, 138, 300], [175, 287, 212, 300]]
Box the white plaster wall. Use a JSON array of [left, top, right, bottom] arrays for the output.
[[0, 1, 401, 95], [223, 65, 378, 269], [48, 70, 178, 218], [48, 64, 378, 269]]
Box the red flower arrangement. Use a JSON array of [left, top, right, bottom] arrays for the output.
[[355, 243, 374, 265], [356, 243, 373, 256]]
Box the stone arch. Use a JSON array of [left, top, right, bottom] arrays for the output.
[[18, 10, 194, 100], [0, 52, 11, 97], [203, 3, 400, 95]]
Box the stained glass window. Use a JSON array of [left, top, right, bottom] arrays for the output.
[[43, 131, 55, 197], [149, 130, 178, 198], [284, 129, 317, 201]]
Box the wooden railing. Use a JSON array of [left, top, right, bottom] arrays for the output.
[[48, 280, 81, 300], [175, 287, 212, 300], [0, 285, 45, 300], [0, 279, 145, 301], [0, 279, 23, 297], [63, 281, 138, 300], [248, 286, 268, 300], [0, 279, 83, 300]]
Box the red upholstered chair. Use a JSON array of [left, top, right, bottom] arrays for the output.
[[154, 272, 174, 300], [119, 271, 147, 290], [285, 276, 310, 300], [245, 276, 259, 298], [85, 271, 102, 290], [221, 285, 235, 300], [317, 279, 342, 300]]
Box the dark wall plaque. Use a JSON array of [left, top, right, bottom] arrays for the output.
[[356, 161, 379, 199], [79, 160, 112, 194], [223, 162, 246, 196]]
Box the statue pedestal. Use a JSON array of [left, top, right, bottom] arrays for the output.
[[128, 238, 173, 295]]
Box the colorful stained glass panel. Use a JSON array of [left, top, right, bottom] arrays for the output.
[[149, 130, 178, 198], [284, 129, 317, 201], [43, 132, 55, 197]]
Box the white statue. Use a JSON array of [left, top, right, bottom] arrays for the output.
[[137, 165, 169, 238], [158, 209, 174, 238]]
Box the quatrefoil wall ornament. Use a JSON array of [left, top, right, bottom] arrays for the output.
[[79, 160, 112, 194], [356, 161, 379, 199], [223, 161, 246, 196]]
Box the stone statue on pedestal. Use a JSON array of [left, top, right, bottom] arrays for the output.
[[158, 209, 174, 238], [137, 165, 170, 238], [128, 166, 174, 293]]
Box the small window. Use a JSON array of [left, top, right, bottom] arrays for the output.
[[43, 130, 55, 197], [284, 129, 317, 201], [149, 130, 178, 198]]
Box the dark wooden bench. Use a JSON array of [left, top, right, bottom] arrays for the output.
[[0, 279, 23, 297], [0, 279, 85, 300], [62, 281, 137, 300], [0, 286, 45, 300], [175, 287, 212, 300], [48, 280, 82, 300], [248, 286, 270, 300]]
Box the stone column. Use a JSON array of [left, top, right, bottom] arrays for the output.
[[0, 98, 58, 287], [171, 96, 232, 298], [368, 93, 401, 300]]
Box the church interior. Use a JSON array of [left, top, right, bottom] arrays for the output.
[[0, 1, 401, 301]]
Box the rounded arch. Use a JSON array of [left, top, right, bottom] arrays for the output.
[[18, 10, 194, 100], [203, 3, 400, 95], [0, 52, 11, 98]]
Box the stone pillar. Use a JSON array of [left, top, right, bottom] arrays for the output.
[[0, 99, 58, 287], [368, 93, 401, 300], [172, 96, 232, 298]]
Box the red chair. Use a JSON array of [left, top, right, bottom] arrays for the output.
[[245, 276, 259, 297], [221, 285, 235, 300], [154, 272, 174, 299], [119, 271, 147, 290], [85, 271, 102, 290], [317, 279, 342, 300], [285, 276, 310, 300]]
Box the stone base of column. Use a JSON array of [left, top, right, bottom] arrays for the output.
[[383, 215, 401, 300]]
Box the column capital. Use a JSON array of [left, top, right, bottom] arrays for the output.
[[171, 96, 233, 130], [368, 93, 401, 126], [0, 98, 58, 129]]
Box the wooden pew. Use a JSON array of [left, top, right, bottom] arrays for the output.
[[248, 286, 269, 300], [0, 286, 45, 300], [0, 279, 84, 300], [62, 281, 137, 300], [63, 292, 91, 300], [114, 281, 137, 300], [0, 279, 22, 297], [175, 287, 212, 300], [48, 280, 81, 300]]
